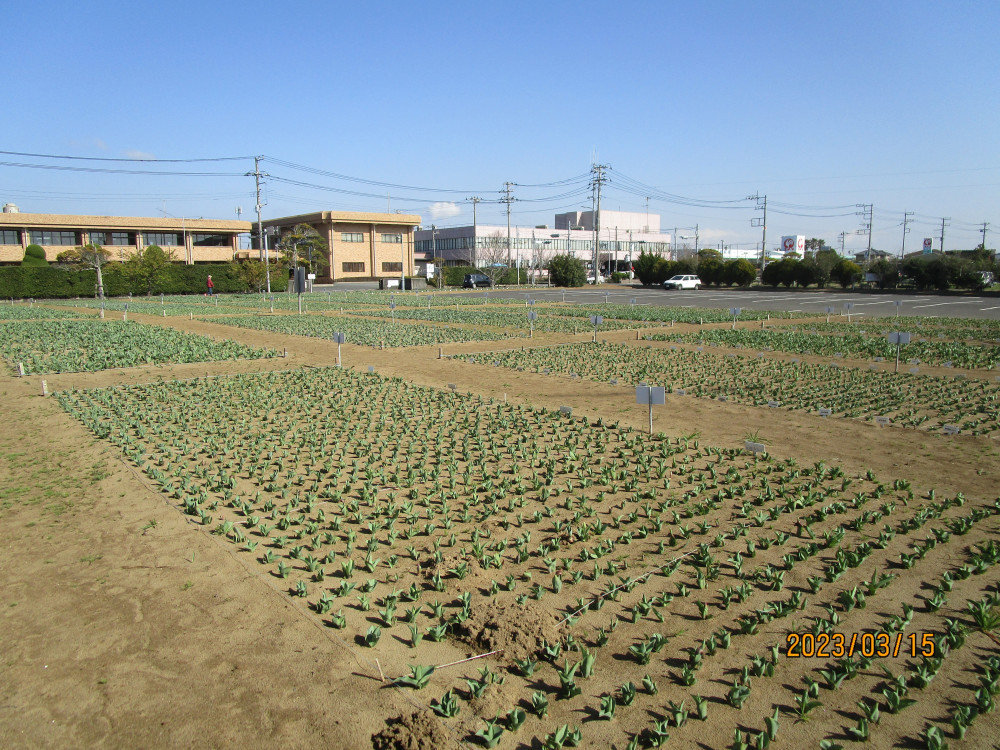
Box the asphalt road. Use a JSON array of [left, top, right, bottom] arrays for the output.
[[476, 286, 1000, 321]]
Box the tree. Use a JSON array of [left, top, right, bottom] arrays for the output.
[[476, 231, 512, 286], [57, 243, 113, 298], [762, 258, 798, 287], [696, 249, 724, 286], [548, 254, 586, 287], [795, 258, 822, 288], [868, 258, 899, 289], [804, 238, 827, 254], [276, 224, 329, 276], [830, 258, 862, 289], [229, 258, 270, 293], [23, 244, 48, 267], [120, 244, 176, 295], [723, 258, 756, 287], [813, 249, 839, 287]]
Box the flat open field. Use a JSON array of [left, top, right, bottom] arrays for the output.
[[1, 291, 998, 750]]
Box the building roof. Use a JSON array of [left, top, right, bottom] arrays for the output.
[[0, 212, 251, 231], [264, 211, 421, 227]]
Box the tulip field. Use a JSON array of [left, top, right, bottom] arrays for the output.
[[455, 342, 1000, 436], [656, 328, 1000, 370], [55, 360, 1000, 749], [4, 295, 998, 749], [0, 319, 277, 374]]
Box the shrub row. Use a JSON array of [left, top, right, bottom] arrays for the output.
[[0, 263, 259, 299]]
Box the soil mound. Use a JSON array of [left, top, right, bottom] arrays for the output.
[[371, 710, 454, 750], [455, 600, 564, 663]]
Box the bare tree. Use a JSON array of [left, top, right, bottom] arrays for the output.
[[57, 243, 113, 298], [476, 231, 510, 286]]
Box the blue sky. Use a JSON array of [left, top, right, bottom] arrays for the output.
[[3, 1, 997, 257]]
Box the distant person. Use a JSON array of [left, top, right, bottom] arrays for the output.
[[206, 275, 214, 296]]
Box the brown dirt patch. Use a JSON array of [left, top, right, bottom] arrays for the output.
[[371, 710, 456, 750], [455, 601, 564, 664]]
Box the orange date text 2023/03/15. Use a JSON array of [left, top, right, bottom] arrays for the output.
[[786, 631, 937, 659]]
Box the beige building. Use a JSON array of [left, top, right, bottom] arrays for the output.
[[261, 211, 421, 282], [0, 208, 250, 264]]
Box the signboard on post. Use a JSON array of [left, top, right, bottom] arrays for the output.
[[527, 310, 537, 338], [332, 332, 346, 367], [635, 385, 666, 435], [923, 238, 933, 254], [781, 236, 805, 255], [844, 302, 854, 323], [589, 315, 603, 342], [730, 307, 741, 330], [888, 331, 910, 372]]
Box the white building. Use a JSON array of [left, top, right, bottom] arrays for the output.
[[415, 211, 671, 274]]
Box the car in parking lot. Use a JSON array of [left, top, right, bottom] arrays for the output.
[[462, 273, 493, 288], [662, 274, 702, 290]]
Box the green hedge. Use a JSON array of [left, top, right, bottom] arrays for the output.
[[0, 263, 273, 299]]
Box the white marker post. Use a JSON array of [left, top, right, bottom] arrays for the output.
[[844, 302, 854, 323], [528, 310, 537, 338], [589, 315, 603, 343], [888, 331, 910, 373], [730, 307, 741, 330], [333, 332, 346, 367], [635, 384, 666, 435], [824, 306, 834, 324]]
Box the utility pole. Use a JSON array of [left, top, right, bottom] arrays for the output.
[[838, 231, 847, 255], [245, 155, 271, 295], [748, 194, 767, 268], [500, 183, 515, 277], [673, 226, 678, 259], [591, 163, 609, 283], [856, 203, 873, 264], [466, 196, 482, 268], [982, 221, 990, 251], [940, 217, 950, 254], [694, 224, 699, 254], [901, 211, 913, 260]]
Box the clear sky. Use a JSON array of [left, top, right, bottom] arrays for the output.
[[3, 0, 997, 257]]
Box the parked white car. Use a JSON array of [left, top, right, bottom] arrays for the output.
[[662, 274, 702, 290]]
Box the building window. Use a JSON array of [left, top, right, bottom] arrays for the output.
[[381, 233, 402, 243], [191, 233, 229, 246], [342, 262, 365, 273], [110, 232, 132, 246], [382, 262, 403, 273], [340, 232, 364, 243], [29, 230, 78, 246], [0, 229, 19, 245], [142, 232, 182, 246]]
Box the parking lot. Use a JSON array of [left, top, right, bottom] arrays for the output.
[[480, 286, 1000, 320]]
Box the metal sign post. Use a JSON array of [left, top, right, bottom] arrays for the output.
[[844, 302, 854, 323], [527, 310, 537, 338], [389, 301, 396, 323], [888, 331, 911, 373], [589, 315, 603, 342], [824, 305, 834, 324], [894, 299, 902, 319], [730, 307, 741, 330], [635, 384, 666, 435], [333, 332, 346, 367]]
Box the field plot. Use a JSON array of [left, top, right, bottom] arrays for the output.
[[0, 319, 277, 374], [202, 313, 519, 347], [454, 343, 1000, 435], [347, 305, 640, 334], [57, 367, 1000, 749], [543, 304, 798, 325], [0, 304, 90, 320], [658, 328, 1000, 370]]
